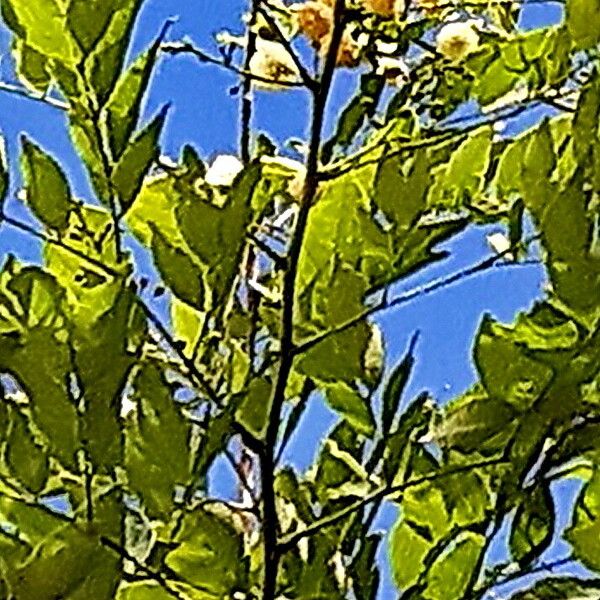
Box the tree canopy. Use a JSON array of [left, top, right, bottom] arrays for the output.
[[0, 0, 598, 598]]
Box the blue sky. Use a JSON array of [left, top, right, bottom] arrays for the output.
[[0, 1, 588, 598]]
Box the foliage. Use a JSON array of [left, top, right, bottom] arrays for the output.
[[0, 0, 598, 598]]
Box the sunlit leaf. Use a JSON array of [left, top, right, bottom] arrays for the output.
[[125, 363, 191, 518], [165, 510, 245, 595]]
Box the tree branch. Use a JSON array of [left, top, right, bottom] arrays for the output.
[[260, 2, 348, 597]]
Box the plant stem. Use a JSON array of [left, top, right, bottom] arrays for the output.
[[260, 2, 347, 597], [240, 0, 259, 164]]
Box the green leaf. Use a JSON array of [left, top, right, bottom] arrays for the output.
[[235, 377, 272, 440], [474, 315, 554, 411], [296, 322, 373, 384], [419, 531, 486, 600], [510, 483, 555, 566], [67, 109, 112, 206], [1, 0, 80, 64], [73, 285, 145, 472], [390, 483, 449, 589], [112, 105, 169, 211], [493, 303, 580, 352], [66, 0, 119, 55], [81, 0, 144, 105], [0, 263, 79, 468], [566, 0, 600, 49], [20, 136, 72, 231], [126, 363, 191, 518], [116, 582, 175, 599], [565, 467, 600, 571], [5, 408, 49, 494], [177, 164, 261, 308], [427, 128, 493, 211], [105, 23, 171, 159], [13, 39, 51, 93], [44, 205, 123, 318], [509, 577, 600, 599], [150, 225, 205, 309], [434, 388, 516, 454], [381, 332, 418, 436], [324, 382, 375, 438], [539, 180, 600, 326], [6, 527, 120, 600], [165, 510, 245, 595]]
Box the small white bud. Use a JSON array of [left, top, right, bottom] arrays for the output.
[[204, 154, 244, 187]]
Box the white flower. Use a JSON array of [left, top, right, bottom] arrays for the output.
[[436, 21, 480, 61], [487, 231, 513, 260], [205, 154, 244, 187], [375, 39, 399, 54], [249, 38, 301, 90], [375, 55, 410, 86]]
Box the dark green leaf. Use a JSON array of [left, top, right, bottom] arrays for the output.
[[20, 136, 72, 231], [381, 332, 418, 435], [150, 225, 205, 309], [5, 408, 49, 494], [112, 105, 169, 210], [66, 0, 118, 54], [105, 22, 171, 159], [73, 286, 145, 472], [7, 528, 120, 600], [475, 315, 554, 410], [13, 39, 51, 93], [177, 164, 261, 308], [510, 483, 555, 566], [566, 0, 600, 49]]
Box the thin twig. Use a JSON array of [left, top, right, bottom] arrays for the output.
[[161, 41, 308, 89], [100, 536, 187, 600], [473, 556, 576, 599], [0, 81, 69, 110], [292, 239, 541, 358], [278, 457, 506, 552], [256, 4, 317, 91]]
